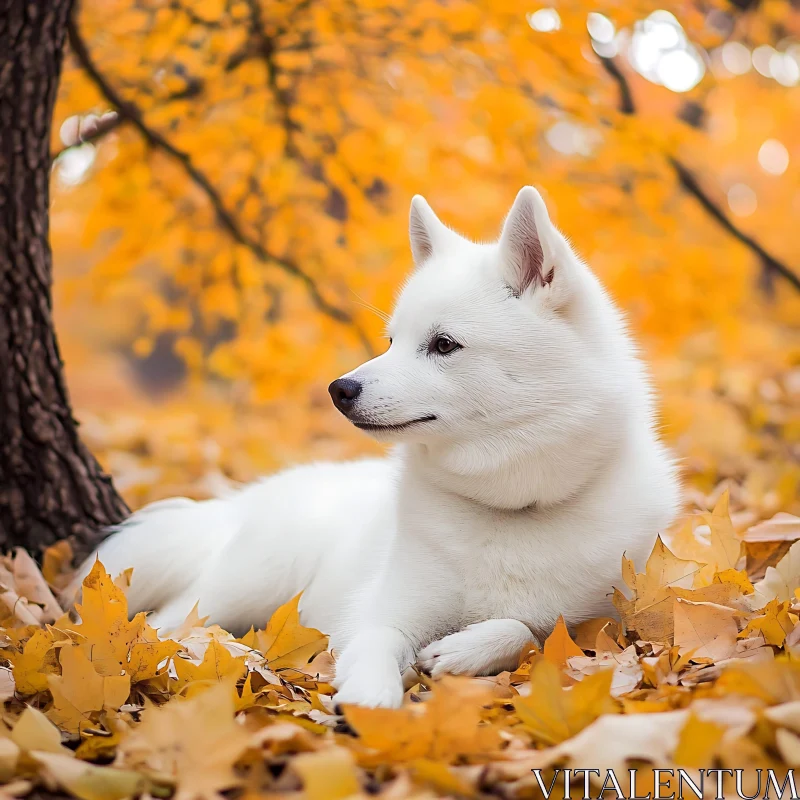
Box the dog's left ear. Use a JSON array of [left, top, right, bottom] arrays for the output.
[[499, 186, 562, 299]]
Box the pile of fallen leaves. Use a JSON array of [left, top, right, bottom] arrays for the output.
[[1, 492, 800, 799]]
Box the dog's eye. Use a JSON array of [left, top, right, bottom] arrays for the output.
[[432, 335, 460, 355]]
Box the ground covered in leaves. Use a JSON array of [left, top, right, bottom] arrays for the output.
[[0, 494, 799, 798]]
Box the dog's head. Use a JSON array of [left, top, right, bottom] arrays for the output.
[[329, 187, 645, 508]]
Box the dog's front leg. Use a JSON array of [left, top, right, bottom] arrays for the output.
[[417, 619, 537, 677], [331, 625, 414, 710], [331, 548, 456, 709]]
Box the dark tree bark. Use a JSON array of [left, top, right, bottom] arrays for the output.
[[0, 0, 128, 560]]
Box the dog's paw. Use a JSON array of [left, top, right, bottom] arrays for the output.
[[417, 620, 535, 677], [417, 629, 495, 677], [333, 668, 404, 710]]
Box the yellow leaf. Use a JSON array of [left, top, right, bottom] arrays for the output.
[[32, 752, 145, 800], [673, 598, 739, 661], [172, 640, 247, 693], [345, 677, 498, 763], [116, 681, 252, 800], [740, 599, 795, 646], [256, 594, 328, 671], [5, 628, 56, 695], [292, 748, 360, 800], [674, 714, 725, 767], [48, 645, 131, 735], [409, 758, 475, 796], [543, 616, 583, 670], [11, 707, 70, 755], [514, 660, 617, 745], [128, 624, 182, 683], [71, 560, 146, 677]]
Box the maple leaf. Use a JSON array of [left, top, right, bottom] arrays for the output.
[[740, 599, 795, 647], [42, 540, 75, 592], [0, 667, 13, 703], [242, 594, 328, 672], [673, 713, 725, 767], [128, 622, 182, 683], [7, 548, 64, 624], [292, 748, 361, 800], [514, 659, 618, 745], [116, 680, 253, 800], [742, 514, 800, 584], [566, 646, 643, 697], [4, 628, 57, 695], [668, 492, 742, 586], [614, 537, 702, 642], [71, 560, 146, 677], [32, 751, 146, 800], [168, 602, 210, 641], [344, 677, 499, 764], [521, 710, 691, 774], [172, 639, 247, 695], [753, 540, 800, 608], [11, 706, 70, 755], [48, 644, 131, 734], [673, 598, 740, 661], [543, 615, 583, 671]]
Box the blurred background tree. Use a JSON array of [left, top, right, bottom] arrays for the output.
[[49, 0, 799, 521]]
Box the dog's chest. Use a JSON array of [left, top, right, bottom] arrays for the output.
[[449, 508, 608, 633]]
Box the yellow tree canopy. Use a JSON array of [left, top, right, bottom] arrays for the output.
[[51, 0, 799, 510]]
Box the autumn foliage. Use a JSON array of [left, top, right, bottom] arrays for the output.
[[0, 499, 799, 796], [50, 0, 798, 514]]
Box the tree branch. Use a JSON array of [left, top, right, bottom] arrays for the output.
[[66, 15, 372, 352], [51, 111, 122, 159], [597, 53, 800, 293]]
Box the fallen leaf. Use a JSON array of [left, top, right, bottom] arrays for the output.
[[128, 623, 182, 683], [42, 540, 74, 592], [9, 549, 63, 624], [0, 668, 14, 703], [167, 602, 209, 641], [673, 713, 725, 767], [172, 639, 247, 694], [11, 707, 70, 755], [515, 660, 618, 745], [5, 629, 56, 695], [753, 540, 800, 608], [253, 595, 328, 671], [739, 599, 795, 646], [0, 738, 19, 782], [543, 616, 583, 670], [70, 561, 146, 677], [48, 644, 130, 734], [116, 680, 253, 800], [32, 751, 145, 800], [345, 677, 499, 763], [776, 729, 800, 767], [673, 598, 739, 661], [521, 711, 689, 773], [744, 513, 800, 543], [292, 747, 360, 800]]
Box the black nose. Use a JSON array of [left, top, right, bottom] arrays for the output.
[[328, 378, 362, 415]]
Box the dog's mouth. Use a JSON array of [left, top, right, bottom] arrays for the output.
[[353, 415, 437, 433]]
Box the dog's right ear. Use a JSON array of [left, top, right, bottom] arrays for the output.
[[409, 195, 460, 266]]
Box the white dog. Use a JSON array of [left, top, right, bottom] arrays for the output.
[[74, 187, 680, 708]]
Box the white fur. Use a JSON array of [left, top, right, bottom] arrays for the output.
[[71, 187, 680, 708]]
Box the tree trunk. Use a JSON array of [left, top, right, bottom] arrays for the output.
[[0, 0, 129, 561]]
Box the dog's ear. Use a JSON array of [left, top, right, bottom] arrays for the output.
[[499, 186, 559, 298], [409, 195, 461, 266]]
